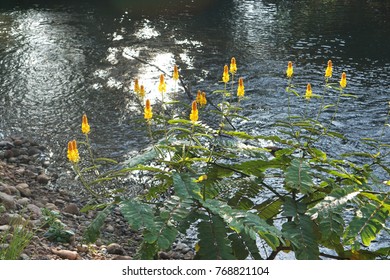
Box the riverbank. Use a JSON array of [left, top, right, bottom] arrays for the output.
[[0, 136, 194, 260]]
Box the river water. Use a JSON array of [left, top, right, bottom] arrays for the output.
[[1, 0, 390, 168]]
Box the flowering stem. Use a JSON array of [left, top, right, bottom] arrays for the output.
[[73, 163, 101, 200], [85, 134, 95, 166]]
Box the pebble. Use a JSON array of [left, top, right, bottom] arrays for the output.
[[106, 224, 115, 232], [27, 204, 42, 219], [36, 174, 50, 185], [0, 191, 16, 210], [63, 203, 80, 215], [15, 183, 32, 197], [51, 249, 79, 260], [16, 197, 30, 206], [107, 243, 125, 255], [0, 224, 11, 231]]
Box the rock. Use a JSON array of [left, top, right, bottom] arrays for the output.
[[15, 183, 32, 197], [0, 192, 16, 210], [0, 213, 24, 225], [16, 197, 30, 206], [3, 149, 13, 159], [36, 173, 50, 185], [0, 183, 12, 195], [0, 225, 11, 231], [51, 249, 79, 260], [28, 147, 41, 156], [7, 186, 19, 195], [76, 244, 89, 253], [106, 224, 115, 233], [0, 141, 14, 149], [159, 251, 170, 260], [13, 139, 23, 146], [27, 204, 42, 219], [112, 255, 132, 260], [45, 203, 58, 211], [63, 203, 79, 215], [18, 155, 30, 164], [106, 243, 125, 255], [20, 253, 30, 260]]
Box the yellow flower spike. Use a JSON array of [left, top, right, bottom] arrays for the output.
[[81, 114, 90, 134], [200, 92, 207, 107], [144, 99, 153, 121], [173, 65, 179, 81], [189, 100, 199, 123], [325, 60, 333, 78], [134, 78, 140, 94], [229, 57, 237, 74], [222, 65, 230, 84], [237, 77, 245, 98], [196, 90, 202, 104], [286, 61, 293, 78], [139, 85, 146, 99], [340, 72, 347, 88], [158, 74, 167, 93], [305, 83, 312, 100], [67, 140, 80, 163]]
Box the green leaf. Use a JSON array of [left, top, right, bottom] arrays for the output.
[[84, 205, 112, 243], [318, 211, 344, 242], [120, 200, 156, 231], [285, 158, 314, 195], [172, 172, 202, 200], [222, 130, 254, 140], [282, 215, 320, 260], [344, 202, 389, 247], [307, 186, 360, 219], [229, 232, 263, 260], [203, 199, 282, 250], [255, 198, 283, 221], [124, 147, 158, 167], [195, 216, 235, 260]]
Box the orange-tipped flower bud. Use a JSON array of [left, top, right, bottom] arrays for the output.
[[144, 99, 153, 121], [222, 65, 230, 83], [230, 57, 237, 74], [286, 61, 293, 78], [173, 65, 179, 81], [325, 60, 333, 78], [158, 74, 166, 93], [190, 100, 198, 123], [340, 72, 347, 88], [82, 114, 90, 134], [237, 77, 245, 98], [305, 83, 312, 100]]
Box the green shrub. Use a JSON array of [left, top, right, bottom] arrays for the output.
[[66, 59, 390, 260]]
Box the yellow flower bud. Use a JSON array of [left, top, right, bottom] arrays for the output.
[[81, 114, 90, 134], [134, 78, 140, 93], [144, 99, 153, 121], [237, 77, 245, 98], [139, 85, 145, 99], [158, 74, 166, 93], [229, 57, 237, 74], [190, 100, 198, 123], [325, 60, 332, 78], [200, 92, 207, 107], [340, 72, 347, 88], [67, 140, 80, 163], [173, 65, 179, 81], [286, 61, 293, 78], [222, 65, 229, 84], [305, 83, 312, 100]]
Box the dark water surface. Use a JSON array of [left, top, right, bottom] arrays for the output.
[[1, 0, 390, 168]]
